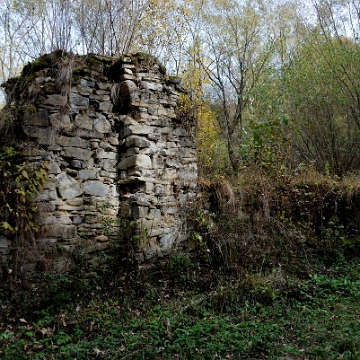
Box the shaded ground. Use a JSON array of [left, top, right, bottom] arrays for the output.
[[1, 255, 360, 359]]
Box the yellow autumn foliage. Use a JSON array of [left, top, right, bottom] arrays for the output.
[[180, 60, 231, 177]]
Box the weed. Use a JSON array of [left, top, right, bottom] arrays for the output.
[[1, 259, 360, 359]]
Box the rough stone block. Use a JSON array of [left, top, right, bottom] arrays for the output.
[[160, 233, 174, 248], [96, 82, 110, 90], [98, 101, 113, 112], [94, 114, 112, 133], [125, 135, 151, 148], [35, 189, 58, 201], [75, 113, 93, 130], [153, 156, 166, 168], [41, 224, 77, 239], [144, 182, 154, 193], [147, 130, 161, 141], [149, 208, 162, 218], [95, 148, 117, 160], [132, 205, 148, 219], [41, 176, 57, 190], [123, 124, 155, 137], [70, 92, 89, 112], [44, 94, 67, 107], [166, 158, 181, 168], [125, 147, 140, 157], [72, 216, 83, 225], [37, 238, 57, 245], [161, 206, 178, 215], [137, 218, 162, 231], [57, 204, 82, 211], [119, 80, 137, 95], [179, 165, 198, 180], [95, 90, 108, 95], [99, 170, 117, 179], [148, 228, 165, 237], [63, 147, 93, 160], [108, 136, 119, 146], [182, 157, 197, 164], [57, 173, 83, 200], [83, 180, 109, 197], [78, 169, 98, 180], [48, 161, 61, 174], [102, 159, 117, 171], [138, 73, 161, 81], [140, 81, 163, 92], [59, 216, 72, 225], [74, 85, 93, 96], [81, 77, 95, 86], [157, 195, 176, 203], [161, 168, 177, 180], [99, 141, 117, 151], [134, 112, 150, 121], [94, 235, 108, 242], [90, 94, 110, 101], [23, 109, 49, 127], [22, 126, 52, 141], [90, 141, 100, 149], [66, 198, 84, 206], [37, 202, 56, 212], [154, 184, 165, 195], [180, 138, 196, 147], [118, 154, 152, 170], [127, 168, 142, 177], [174, 128, 188, 136], [56, 136, 88, 148], [83, 242, 110, 255], [39, 215, 57, 225], [70, 159, 88, 168], [71, 129, 103, 139]]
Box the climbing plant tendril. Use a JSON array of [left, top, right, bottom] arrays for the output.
[[0, 145, 48, 236]]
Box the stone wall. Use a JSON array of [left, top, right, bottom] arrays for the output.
[[0, 51, 197, 276]]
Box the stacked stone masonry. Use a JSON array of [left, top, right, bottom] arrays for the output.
[[1, 52, 197, 274]]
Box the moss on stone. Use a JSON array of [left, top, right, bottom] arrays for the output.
[[127, 52, 167, 75], [24, 74, 37, 85], [43, 81, 59, 94], [1, 75, 21, 89], [89, 54, 114, 64], [86, 56, 105, 73], [22, 54, 54, 76], [86, 56, 102, 67], [18, 104, 37, 113], [86, 54, 114, 74]]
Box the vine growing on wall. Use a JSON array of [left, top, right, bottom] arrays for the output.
[[0, 145, 48, 238]]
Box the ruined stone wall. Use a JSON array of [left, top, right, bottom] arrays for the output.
[[0, 52, 197, 276]]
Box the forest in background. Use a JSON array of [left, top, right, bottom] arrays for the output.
[[1, 0, 360, 178]]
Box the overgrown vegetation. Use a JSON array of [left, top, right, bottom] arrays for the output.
[[1, 0, 360, 358], [1, 250, 360, 359], [0, 144, 48, 283], [0, 145, 48, 235], [1, 161, 360, 358]]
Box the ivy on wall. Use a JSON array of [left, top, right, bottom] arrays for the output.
[[0, 145, 48, 237]]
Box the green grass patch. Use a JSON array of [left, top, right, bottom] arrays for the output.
[[1, 258, 360, 359]]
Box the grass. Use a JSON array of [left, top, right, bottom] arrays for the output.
[[1, 255, 360, 359]]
